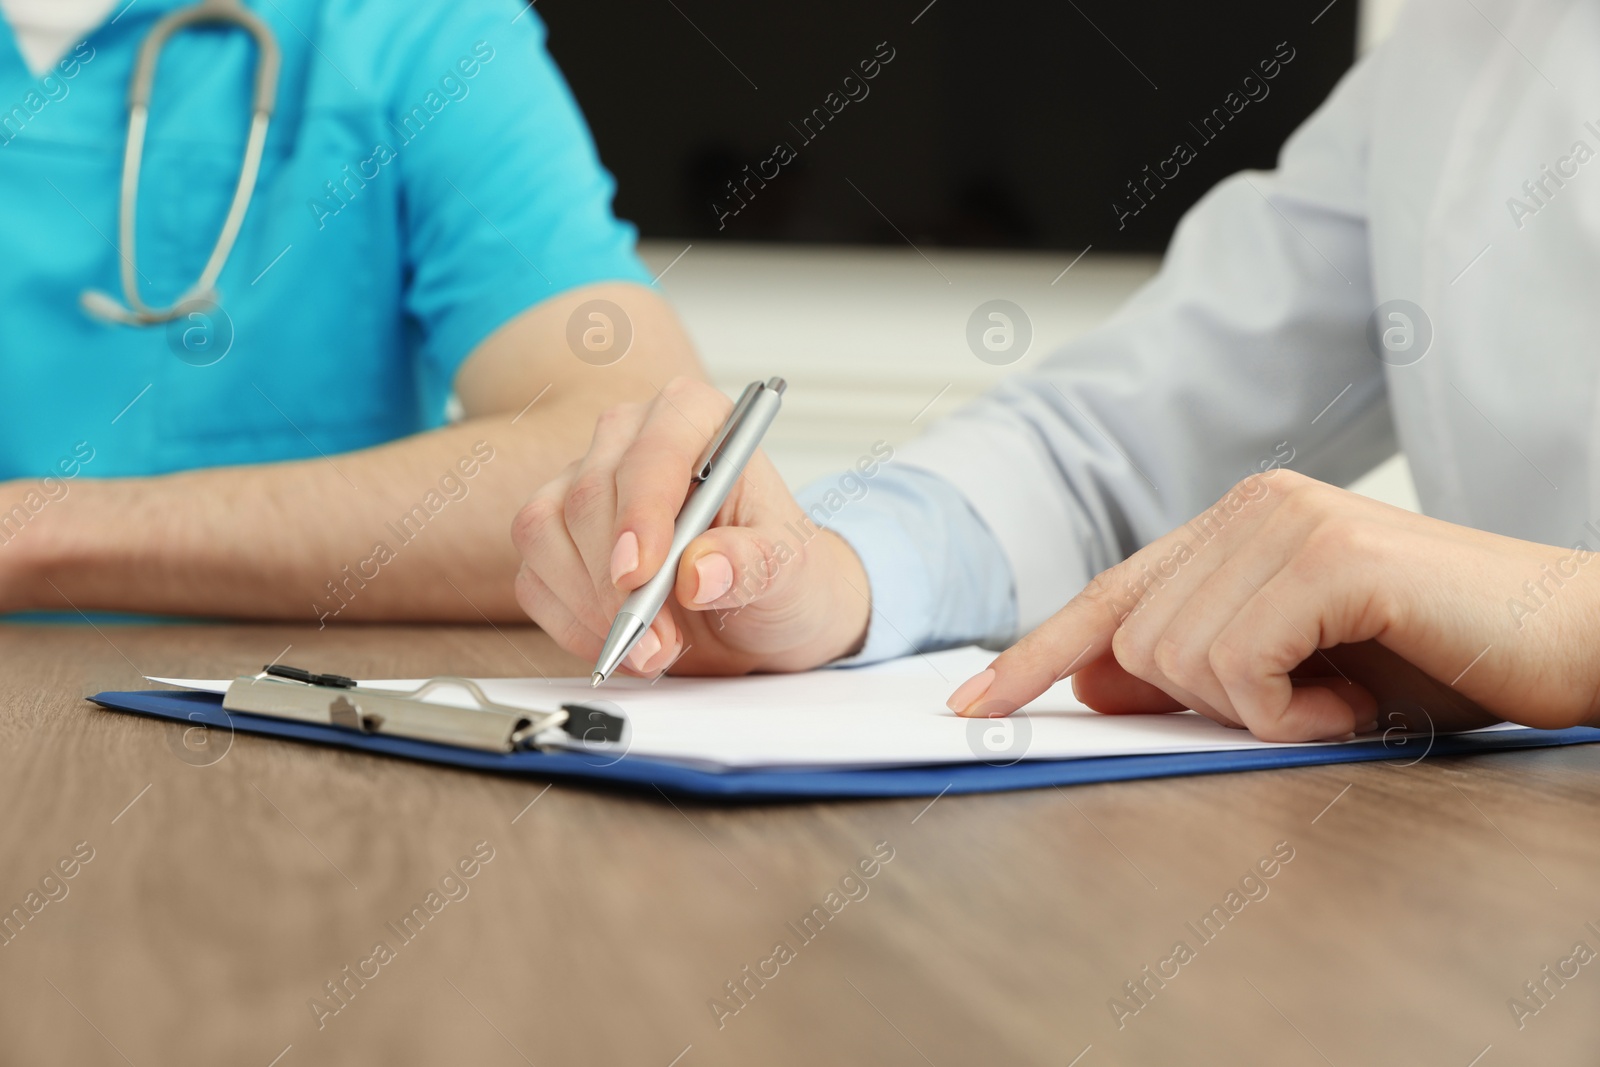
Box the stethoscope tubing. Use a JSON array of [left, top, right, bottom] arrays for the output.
[[82, 0, 281, 326]]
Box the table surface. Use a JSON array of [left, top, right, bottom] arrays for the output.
[[1, 621, 1596, 1067]]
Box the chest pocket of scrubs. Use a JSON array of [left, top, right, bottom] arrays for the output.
[[145, 102, 418, 471]]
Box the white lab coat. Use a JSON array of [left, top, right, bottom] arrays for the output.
[[890, 0, 1600, 634]]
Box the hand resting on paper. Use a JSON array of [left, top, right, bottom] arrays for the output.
[[949, 470, 1600, 741]]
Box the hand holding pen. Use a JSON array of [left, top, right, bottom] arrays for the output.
[[512, 377, 871, 681]]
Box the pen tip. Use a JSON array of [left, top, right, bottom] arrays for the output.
[[591, 673, 604, 688]]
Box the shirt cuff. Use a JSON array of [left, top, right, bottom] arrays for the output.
[[792, 461, 1017, 666]]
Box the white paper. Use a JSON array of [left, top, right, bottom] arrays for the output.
[[151, 646, 1519, 772]]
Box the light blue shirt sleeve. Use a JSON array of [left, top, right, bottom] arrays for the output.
[[793, 464, 1018, 664]]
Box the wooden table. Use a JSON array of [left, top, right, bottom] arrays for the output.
[[1, 621, 1596, 1066]]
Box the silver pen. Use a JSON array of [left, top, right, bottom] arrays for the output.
[[591, 377, 787, 685]]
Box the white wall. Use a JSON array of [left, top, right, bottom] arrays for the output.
[[641, 243, 1156, 487], [636, 0, 1425, 514]]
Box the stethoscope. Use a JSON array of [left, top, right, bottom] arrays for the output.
[[80, 0, 281, 326]]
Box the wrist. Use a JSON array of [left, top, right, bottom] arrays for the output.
[[726, 525, 870, 674], [814, 527, 872, 661], [0, 477, 136, 613], [0, 478, 74, 611]]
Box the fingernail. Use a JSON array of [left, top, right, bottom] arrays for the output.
[[610, 531, 639, 585], [692, 553, 734, 604], [627, 629, 662, 672], [947, 668, 996, 716]]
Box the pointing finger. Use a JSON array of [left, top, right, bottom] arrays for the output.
[[947, 570, 1128, 717]]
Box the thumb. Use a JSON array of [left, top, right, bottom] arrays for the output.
[[674, 524, 806, 613]]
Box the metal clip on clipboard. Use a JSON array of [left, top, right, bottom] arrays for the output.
[[222, 665, 570, 753]]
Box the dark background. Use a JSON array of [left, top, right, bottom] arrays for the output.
[[539, 1, 1358, 253]]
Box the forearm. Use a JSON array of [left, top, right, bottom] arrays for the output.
[[1, 402, 584, 621], [6, 381, 703, 623]]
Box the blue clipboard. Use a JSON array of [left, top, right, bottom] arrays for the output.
[[89, 689, 1600, 801]]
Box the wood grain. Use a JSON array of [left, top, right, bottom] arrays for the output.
[[0, 620, 1596, 1066]]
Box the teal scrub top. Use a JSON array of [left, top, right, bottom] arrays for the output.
[[0, 0, 652, 479]]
